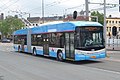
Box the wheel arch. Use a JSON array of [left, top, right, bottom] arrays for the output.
[[57, 49, 64, 61]]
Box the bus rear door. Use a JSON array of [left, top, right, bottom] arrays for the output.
[[43, 34, 49, 56]]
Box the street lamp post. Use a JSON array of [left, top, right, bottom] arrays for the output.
[[42, 0, 44, 23], [104, 0, 107, 49], [85, 0, 89, 17]]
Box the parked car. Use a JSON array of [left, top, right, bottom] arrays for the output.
[[1, 38, 11, 43]]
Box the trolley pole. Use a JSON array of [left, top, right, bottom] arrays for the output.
[[42, 0, 44, 23]]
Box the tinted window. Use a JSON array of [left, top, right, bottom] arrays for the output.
[[49, 33, 64, 48]]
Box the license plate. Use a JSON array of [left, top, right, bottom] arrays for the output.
[[90, 56, 96, 58]]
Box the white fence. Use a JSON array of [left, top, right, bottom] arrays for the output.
[[107, 38, 120, 45]]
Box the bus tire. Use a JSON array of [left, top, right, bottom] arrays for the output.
[[32, 48, 37, 56], [18, 46, 21, 52], [57, 50, 63, 61]]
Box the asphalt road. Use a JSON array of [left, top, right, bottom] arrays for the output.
[[0, 43, 120, 80]]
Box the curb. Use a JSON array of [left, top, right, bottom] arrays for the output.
[[107, 49, 120, 51]]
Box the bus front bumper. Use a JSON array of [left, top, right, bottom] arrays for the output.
[[75, 52, 106, 61]]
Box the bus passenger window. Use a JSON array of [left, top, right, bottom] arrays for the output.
[[31, 35, 37, 46], [37, 34, 43, 46], [49, 33, 64, 48]]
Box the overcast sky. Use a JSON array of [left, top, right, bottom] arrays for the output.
[[0, 0, 120, 18]]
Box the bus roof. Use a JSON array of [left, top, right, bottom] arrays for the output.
[[13, 21, 103, 35]]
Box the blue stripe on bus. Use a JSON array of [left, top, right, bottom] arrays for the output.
[[75, 54, 85, 61], [14, 45, 106, 61], [47, 51, 65, 59], [75, 52, 106, 61], [63, 53, 65, 59], [99, 52, 106, 58], [24, 48, 28, 52], [36, 50, 43, 55], [14, 46, 18, 51], [49, 51, 57, 58]]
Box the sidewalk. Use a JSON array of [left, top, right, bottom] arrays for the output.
[[106, 50, 120, 60], [106, 44, 120, 60], [106, 45, 120, 51]]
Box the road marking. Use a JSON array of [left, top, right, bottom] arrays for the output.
[[0, 64, 22, 80], [91, 66, 120, 75], [83, 63, 120, 75], [105, 58, 120, 62]]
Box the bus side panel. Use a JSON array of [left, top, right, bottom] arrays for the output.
[[32, 46, 43, 55], [49, 47, 57, 58], [49, 51, 57, 58], [14, 44, 28, 53], [24, 45, 28, 53], [36, 50, 43, 55], [13, 44, 20, 51], [49, 47, 65, 59]]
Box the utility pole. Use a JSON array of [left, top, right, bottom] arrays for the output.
[[42, 0, 44, 23], [104, 0, 107, 49], [85, 0, 89, 17], [28, 13, 30, 18]]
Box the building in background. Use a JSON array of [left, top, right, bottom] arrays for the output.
[[63, 14, 89, 21], [26, 13, 97, 26], [27, 17, 41, 24], [27, 16, 63, 25], [106, 17, 120, 39]]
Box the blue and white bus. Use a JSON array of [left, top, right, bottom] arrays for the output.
[[13, 21, 106, 61]]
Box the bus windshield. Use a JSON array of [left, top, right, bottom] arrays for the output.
[[75, 26, 105, 50]]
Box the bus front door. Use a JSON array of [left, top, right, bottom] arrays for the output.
[[21, 39, 25, 52], [65, 33, 75, 60], [43, 34, 49, 56]]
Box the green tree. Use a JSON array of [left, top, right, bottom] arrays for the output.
[[0, 16, 25, 38], [91, 11, 104, 25]]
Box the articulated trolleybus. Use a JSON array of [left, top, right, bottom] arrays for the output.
[[13, 21, 106, 61]]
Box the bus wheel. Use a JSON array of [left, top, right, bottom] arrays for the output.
[[18, 46, 21, 52], [57, 50, 63, 61], [32, 48, 37, 56]]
